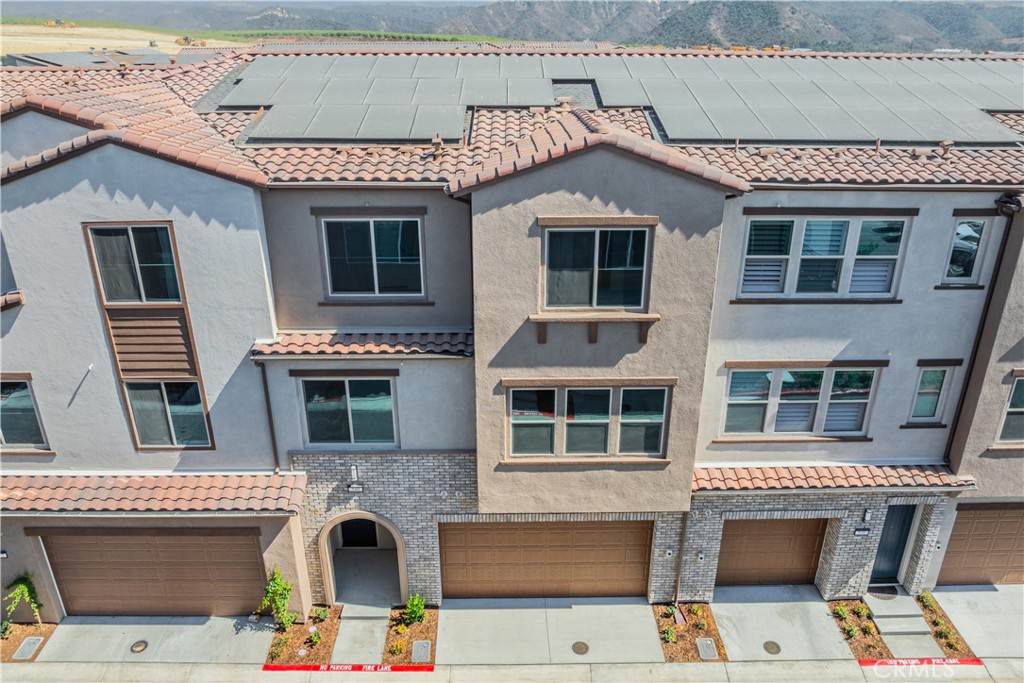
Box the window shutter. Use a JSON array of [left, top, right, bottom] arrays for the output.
[[850, 260, 895, 293], [742, 260, 786, 293], [823, 403, 866, 432]]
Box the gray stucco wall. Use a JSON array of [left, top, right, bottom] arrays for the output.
[[1, 112, 90, 166], [469, 147, 733, 513], [1, 145, 277, 470], [699, 190, 1008, 464], [259, 188, 472, 330]]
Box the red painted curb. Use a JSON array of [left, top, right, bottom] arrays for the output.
[[858, 658, 984, 667], [263, 664, 436, 672]]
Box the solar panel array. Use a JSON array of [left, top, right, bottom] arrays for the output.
[[230, 54, 1024, 143]]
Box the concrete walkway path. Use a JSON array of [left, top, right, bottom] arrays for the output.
[[330, 549, 399, 664], [864, 586, 944, 658], [4, 658, 1021, 682]]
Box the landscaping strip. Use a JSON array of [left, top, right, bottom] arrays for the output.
[[383, 603, 437, 665], [265, 605, 342, 665], [0, 622, 56, 663], [652, 603, 728, 662], [828, 599, 893, 659], [916, 591, 978, 658]]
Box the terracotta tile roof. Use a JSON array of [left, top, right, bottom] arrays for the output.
[[1, 289, 25, 311], [0, 472, 307, 513], [992, 113, 1024, 137], [252, 331, 473, 357], [447, 109, 751, 196], [692, 464, 974, 492]]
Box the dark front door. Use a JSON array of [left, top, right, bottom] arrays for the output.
[[871, 505, 916, 583]]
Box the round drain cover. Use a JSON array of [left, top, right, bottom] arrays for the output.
[[130, 640, 148, 654], [572, 641, 589, 655], [763, 641, 781, 655]]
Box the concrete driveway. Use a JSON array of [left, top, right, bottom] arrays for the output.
[[713, 585, 851, 662], [934, 584, 1024, 659], [35, 616, 275, 663], [435, 597, 664, 665]]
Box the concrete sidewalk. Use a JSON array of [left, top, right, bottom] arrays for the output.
[[3, 659, 1021, 682]]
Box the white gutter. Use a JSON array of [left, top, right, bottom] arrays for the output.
[[750, 182, 1024, 192]]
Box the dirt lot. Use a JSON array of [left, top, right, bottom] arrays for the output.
[[1, 24, 239, 56]]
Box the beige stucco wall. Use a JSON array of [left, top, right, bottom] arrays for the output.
[[949, 208, 1024, 499], [0, 514, 311, 623], [259, 188, 472, 330], [468, 147, 735, 513]]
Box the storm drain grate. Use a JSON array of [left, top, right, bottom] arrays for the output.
[[572, 641, 589, 655], [130, 640, 148, 654], [763, 640, 781, 655]]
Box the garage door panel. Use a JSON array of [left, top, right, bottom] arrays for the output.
[[440, 522, 652, 598], [716, 519, 827, 586], [939, 505, 1024, 585]]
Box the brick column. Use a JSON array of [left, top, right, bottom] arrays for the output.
[[648, 513, 685, 603], [901, 501, 948, 595]]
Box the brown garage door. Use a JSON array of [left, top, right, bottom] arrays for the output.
[[938, 505, 1024, 585], [439, 521, 652, 598], [41, 529, 267, 615], [716, 518, 827, 585]]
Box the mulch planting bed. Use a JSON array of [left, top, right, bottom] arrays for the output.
[[266, 605, 342, 665], [916, 592, 976, 658], [1, 622, 57, 663], [828, 599, 893, 659], [382, 607, 438, 665], [653, 603, 728, 663]]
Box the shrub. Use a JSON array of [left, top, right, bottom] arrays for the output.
[[862, 623, 878, 636], [833, 604, 849, 620], [313, 607, 330, 622], [0, 620, 9, 639], [695, 619, 707, 630], [689, 604, 703, 616], [257, 567, 300, 631], [853, 604, 870, 619], [937, 626, 952, 640], [389, 640, 406, 655], [844, 624, 858, 639], [932, 617, 945, 627], [403, 593, 426, 625], [4, 573, 43, 625], [395, 623, 408, 634], [948, 640, 960, 652], [664, 604, 676, 618], [918, 592, 937, 611], [308, 630, 322, 646], [661, 626, 676, 643], [268, 636, 289, 662]]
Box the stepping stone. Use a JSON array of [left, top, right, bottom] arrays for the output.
[[884, 633, 945, 659], [12, 636, 43, 660], [873, 616, 931, 635]]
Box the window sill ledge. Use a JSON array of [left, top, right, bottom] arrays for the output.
[[986, 443, 1023, 452], [729, 298, 902, 306], [1, 448, 56, 456], [711, 436, 873, 444], [528, 312, 661, 344], [899, 423, 948, 430], [319, 299, 434, 307], [497, 456, 670, 467], [934, 284, 985, 291]]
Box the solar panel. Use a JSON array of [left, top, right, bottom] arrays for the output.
[[500, 56, 544, 78], [859, 82, 928, 109], [219, 78, 283, 106], [243, 56, 296, 78], [705, 58, 759, 81], [369, 56, 419, 78], [356, 105, 417, 139], [363, 79, 418, 105], [784, 59, 843, 82], [507, 78, 554, 106], [542, 56, 587, 79], [412, 79, 463, 105], [624, 56, 676, 79], [663, 57, 716, 80], [702, 105, 772, 139], [824, 59, 887, 83], [317, 79, 373, 105], [653, 104, 721, 140], [813, 81, 879, 110], [595, 79, 650, 106], [731, 80, 792, 109], [904, 83, 975, 111], [798, 105, 873, 140], [774, 81, 830, 107], [684, 80, 745, 108], [744, 58, 805, 82], [940, 60, 1015, 85], [902, 60, 969, 84], [583, 56, 630, 79], [304, 105, 369, 139], [328, 56, 379, 79], [284, 56, 336, 79], [413, 57, 459, 79], [944, 108, 1021, 142], [409, 105, 467, 139], [891, 107, 973, 141], [845, 107, 921, 141], [456, 56, 501, 79], [941, 82, 1021, 111], [862, 60, 930, 83], [270, 78, 328, 105], [754, 107, 824, 140], [968, 60, 1023, 84], [249, 105, 317, 138], [641, 80, 698, 107], [461, 79, 509, 106]]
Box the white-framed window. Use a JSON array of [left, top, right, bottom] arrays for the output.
[[89, 225, 180, 303], [508, 386, 668, 456], [943, 218, 989, 284], [739, 217, 908, 297], [322, 218, 423, 296], [0, 381, 47, 448], [724, 368, 878, 436], [302, 378, 396, 445], [997, 378, 1024, 442], [125, 381, 210, 447], [545, 228, 648, 309], [908, 368, 952, 423]]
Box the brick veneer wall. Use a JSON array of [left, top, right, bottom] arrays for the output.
[[900, 498, 949, 594], [680, 490, 952, 602]]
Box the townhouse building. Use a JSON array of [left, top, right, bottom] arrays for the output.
[[0, 45, 1020, 623]]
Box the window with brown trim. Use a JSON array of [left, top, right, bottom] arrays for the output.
[[89, 225, 180, 303], [125, 381, 210, 447], [0, 380, 48, 449], [544, 228, 650, 309]]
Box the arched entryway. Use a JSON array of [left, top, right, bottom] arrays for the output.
[[318, 511, 408, 607]]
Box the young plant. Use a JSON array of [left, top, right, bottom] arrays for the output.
[[695, 618, 707, 630], [257, 567, 300, 631], [395, 623, 408, 635], [843, 624, 858, 639], [936, 626, 952, 640], [832, 604, 849, 620], [932, 617, 946, 627], [947, 640, 960, 652], [313, 607, 330, 622], [661, 626, 676, 643], [852, 604, 870, 619], [308, 630, 322, 646], [689, 604, 703, 616], [0, 620, 9, 639], [861, 623, 878, 636], [664, 604, 676, 618], [403, 593, 426, 625], [918, 592, 937, 611], [389, 640, 407, 655], [4, 573, 43, 625], [268, 635, 289, 662]]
